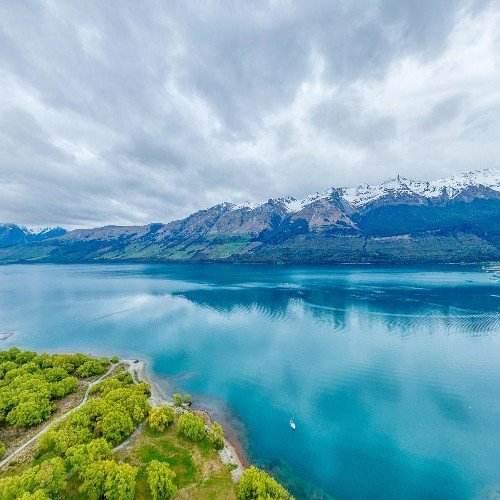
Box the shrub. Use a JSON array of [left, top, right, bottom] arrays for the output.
[[237, 467, 293, 500], [208, 421, 225, 450], [148, 406, 174, 432], [147, 460, 177, 500], [177, 412, 206, 442], [173, 392, 192, 407]]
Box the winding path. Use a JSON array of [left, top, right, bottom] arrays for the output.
[[0, 363, 117, 470]]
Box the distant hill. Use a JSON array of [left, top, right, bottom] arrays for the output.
[[0, 225, 66, 248], [1, 169, 500, 264]]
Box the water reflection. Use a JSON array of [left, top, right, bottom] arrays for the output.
[[0, 264, 499, 499]]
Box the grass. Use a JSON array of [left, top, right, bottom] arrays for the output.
[[118, 422, 237, 499]]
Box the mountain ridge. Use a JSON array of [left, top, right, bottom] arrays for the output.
[[1, 168, 499, 264]]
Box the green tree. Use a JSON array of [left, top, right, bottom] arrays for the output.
[[237, 467, 293, 500], [104, 387, 149, 424], [177, 412, 206, 442], [65, 438, 112, 477], [148, 406, 175, 432], [6, 396, 54, 428], [99, 410, 134, 446], [103, 462, 137, 500], [76, 359, 107, 378], [80, 460, 137, 500], [34, 457, 66, 497], [0, 457, 66, 500], [49, 376, 78, 399], [44, 367, 69, 382], [147, 460, 177, 500], [208, 421, 225, 450]]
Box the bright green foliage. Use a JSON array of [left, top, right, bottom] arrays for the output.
[[0, 457, 66, 500], [36, 369, 148, 460], [65, 438, 112, 476], [0, 361, 17, 378], [17, 491, 51, 500], [49, 376, 78, 399], [148, 406, 175, 432], [237, 467, 293, 500], [99, 409, 134, 446], [0, 348, 110, 430], [173, 392, 192, 406], [147, 460, 177, 500], [0, 439, 5, 458], [104, 387, 149, 424], [44, 367, 69, 382], [80, 460, 137, 500], [6, 396, 54, 427], [208, 421, 225, 450], [177, 412, 206, 442], [90, 370, 135, 396], [75, 359, 108, 378]]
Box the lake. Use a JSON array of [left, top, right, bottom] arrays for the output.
[[0, 263, 499, 499]]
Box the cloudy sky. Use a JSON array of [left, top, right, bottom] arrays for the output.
[[0, 0, 499, 228]]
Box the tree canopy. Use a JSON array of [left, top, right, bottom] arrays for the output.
[[148, 406, 174, 433], [177, 412, 206, 442], [147, 460, 177, 500], [237, 467, 294, 500]]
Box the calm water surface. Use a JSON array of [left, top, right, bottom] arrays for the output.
[[0, 263, 499, 499]]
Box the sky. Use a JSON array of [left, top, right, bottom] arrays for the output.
[[0, 0, 499, 228]]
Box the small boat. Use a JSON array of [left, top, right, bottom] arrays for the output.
[[289, 418, 296, 431]]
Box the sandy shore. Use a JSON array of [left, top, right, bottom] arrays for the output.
[[121, 358, 246, 481]]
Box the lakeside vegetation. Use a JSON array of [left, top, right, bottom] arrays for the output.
[[0, 348, 293, 499]]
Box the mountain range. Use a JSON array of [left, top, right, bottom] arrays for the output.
[[1, 168, 500, 264]]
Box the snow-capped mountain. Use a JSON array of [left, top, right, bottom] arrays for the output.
[[0, 224, 66, 248], [231, 168, 500, 214], [0, 168, 499, 264], [341, 168, 500, 208]]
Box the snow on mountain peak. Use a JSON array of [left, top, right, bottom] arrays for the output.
[[342, 168, 500, 207], [227, 168, 500, 214]]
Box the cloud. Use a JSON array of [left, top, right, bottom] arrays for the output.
[[0, 0, 498, 227]]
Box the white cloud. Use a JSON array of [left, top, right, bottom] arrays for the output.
[[0, 0, 498, 227]]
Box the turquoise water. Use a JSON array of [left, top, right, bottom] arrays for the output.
[[1, 263, 500, 499]]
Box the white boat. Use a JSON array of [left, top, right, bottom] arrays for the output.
[[289, 418, 296, 431]]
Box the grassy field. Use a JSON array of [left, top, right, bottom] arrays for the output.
[[118, 422, 237, 499]]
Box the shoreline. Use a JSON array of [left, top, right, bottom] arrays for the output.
[[121, 358, 246, 481]]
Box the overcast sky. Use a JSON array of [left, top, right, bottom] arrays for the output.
[[1, 0, 499, 228]]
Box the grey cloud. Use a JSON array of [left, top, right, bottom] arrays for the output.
[[0, 0, 498, 227], [420, 94, 467, 131], [312, 94, 397, 146]]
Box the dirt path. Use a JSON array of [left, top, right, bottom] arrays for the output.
[[1, 358, 245, 482], [0, 363, 118, 470]]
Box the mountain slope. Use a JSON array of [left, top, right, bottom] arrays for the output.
[[0, 225, 66, 248], [1, 169, 499, 264]]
